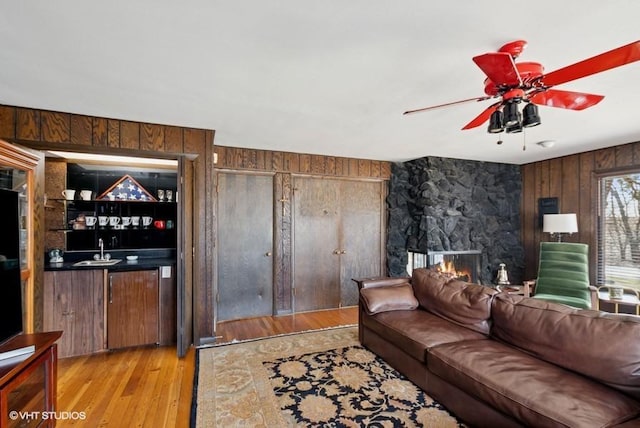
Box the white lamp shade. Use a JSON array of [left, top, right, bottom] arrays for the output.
[[543, 213, 578, 234]]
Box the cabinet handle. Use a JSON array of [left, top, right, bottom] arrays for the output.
[[109, 275, 113, 304], [265, 252, 272, 257], [333, 249, 341, 255], [341, 250, 347, 254]]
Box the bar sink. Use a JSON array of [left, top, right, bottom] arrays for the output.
[[73, 259, 122, 267]]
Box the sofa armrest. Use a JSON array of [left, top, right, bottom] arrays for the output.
[[352, 276, 411, 290], [359, 283, 418, 315]]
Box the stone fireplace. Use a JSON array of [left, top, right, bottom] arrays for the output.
[[387, 156, 524, 285]]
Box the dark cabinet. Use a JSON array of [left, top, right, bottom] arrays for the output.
[[107, 270, 159, 349], [59, 200, 177, 251]]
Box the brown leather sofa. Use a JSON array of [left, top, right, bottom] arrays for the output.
[[357, 268, 640, 427]]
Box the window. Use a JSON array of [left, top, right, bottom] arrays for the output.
[[598, 172, 640, 290]]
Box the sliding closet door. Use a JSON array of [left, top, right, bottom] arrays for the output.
[[293, 177, 341, 312], [216, 172, 274, 321]]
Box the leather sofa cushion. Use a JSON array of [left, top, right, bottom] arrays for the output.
[[411, 268, 497, 334], [362, 309, 487, 363], [428, 340, 640, 428], [492, 293, 640, 397], [360, 283, 419, 315]]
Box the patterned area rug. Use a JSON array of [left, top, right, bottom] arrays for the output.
[[193, 326, 464, 427]]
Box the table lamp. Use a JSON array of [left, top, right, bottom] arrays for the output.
[[543, 213, 578, 242]]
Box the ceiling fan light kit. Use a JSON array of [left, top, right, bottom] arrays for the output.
[[404, 39, 640, 139], [503, 102, 520, 127], [505, 118, 523, 134], [488, 110, 504, 133], [522, 103, 541, 128]]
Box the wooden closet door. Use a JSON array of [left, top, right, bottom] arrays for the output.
[[217, 172, 274, 321], [339, 180, 383, 306], [293, 177, 341, 312]]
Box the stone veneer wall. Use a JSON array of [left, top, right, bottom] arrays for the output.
[[387, 156, 524, 285]]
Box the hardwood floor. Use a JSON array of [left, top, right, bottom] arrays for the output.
[[215, 306, 358, 343], [55, 307, 358, 427]]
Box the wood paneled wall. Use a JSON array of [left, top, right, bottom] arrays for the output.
[[0, 104, 216, 345], [0, 105, 207, 155], [215, 145, 391, 179], [521, 140, 640, 283]]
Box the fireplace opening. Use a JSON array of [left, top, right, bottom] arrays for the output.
[[407, 250, 482, 284]]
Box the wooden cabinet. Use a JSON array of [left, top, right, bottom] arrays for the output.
[[107, 270, 159, 349], [293, 177, 384, 311], [43, 270, 104, 358], [0, 332, 62, 428], [45, 267, 174, 356]]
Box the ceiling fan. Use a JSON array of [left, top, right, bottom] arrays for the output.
[[404, 39, 640, 134]]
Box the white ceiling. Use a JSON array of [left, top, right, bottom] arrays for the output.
[[1, 1, 639, 165]]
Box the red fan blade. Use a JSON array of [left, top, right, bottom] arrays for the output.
[[529, 89, 604, 110], [403, 96, 491, 115], [542, 40, 640, 86], [472, 52, 522, 86], [461, 102, 501, 130]]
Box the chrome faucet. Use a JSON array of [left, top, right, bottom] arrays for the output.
[[98, 238, 104, 260]]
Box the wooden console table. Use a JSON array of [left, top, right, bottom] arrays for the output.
[[0, 331, 62, 427]]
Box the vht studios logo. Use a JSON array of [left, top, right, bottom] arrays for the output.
[[9, 410, 87, 421]]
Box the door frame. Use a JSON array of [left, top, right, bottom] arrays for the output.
[[177, 156, 194, 357], [0, 140, 44, 333]]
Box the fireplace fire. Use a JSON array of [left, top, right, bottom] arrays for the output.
[[435, 260, 472, 282], [407, 250, 482, 284]]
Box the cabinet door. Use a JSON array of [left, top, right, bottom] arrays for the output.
[[293, 177, 341, 312], [107, 270, 159, 349], [339, 180, 383, 306], [43, 270, 104, 358], [216, 173, 274, 321]]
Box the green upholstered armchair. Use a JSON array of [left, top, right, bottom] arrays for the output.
[[525, 242, 598, 309]]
